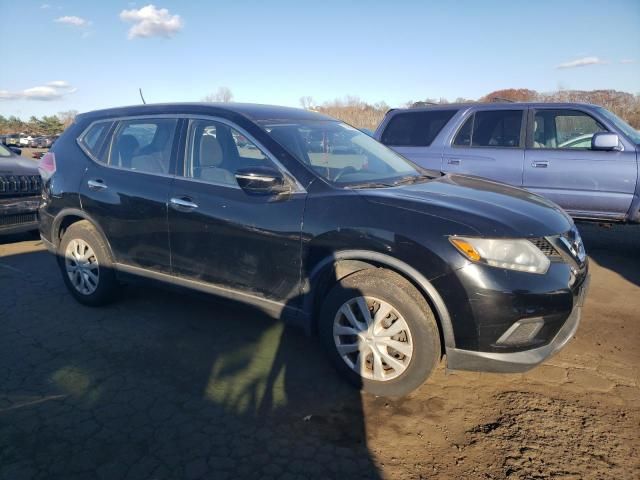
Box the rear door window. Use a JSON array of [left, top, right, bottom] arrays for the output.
[[381, 110, 457, 146], [454, 110, 524, 148], [107, 118, 178, 174]]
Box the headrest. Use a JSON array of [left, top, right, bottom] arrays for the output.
[[200, 134, 223, 167]]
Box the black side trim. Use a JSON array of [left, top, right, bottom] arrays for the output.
[[115, 263, 307, 328]]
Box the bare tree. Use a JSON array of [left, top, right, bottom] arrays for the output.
[[299, 96, 315, 110], [202, 87, 234, 103], [57, 110, 78, 129]]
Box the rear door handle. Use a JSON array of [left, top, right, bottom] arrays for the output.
[[446, 158, 461, 165], [532, 161, 549, 168], [170, 197, 199, 211], [87, 179, 107, 191]]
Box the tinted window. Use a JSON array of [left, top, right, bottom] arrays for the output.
[[533, 109, 606, 149], [108, 118, 178, 174], [185, 119, 272, 186], [471, 110, 523, 147], [381, 110, 457, 146], [453, 115, 473, 146], [79, 121, 111, 161]]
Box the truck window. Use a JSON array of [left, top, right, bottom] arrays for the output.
[[381, 110, 457, 147], [532, 109, 606, 149]]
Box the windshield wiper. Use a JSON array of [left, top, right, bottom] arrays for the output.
[[347, 181, 396, 189], [391, 174, 433, 186]]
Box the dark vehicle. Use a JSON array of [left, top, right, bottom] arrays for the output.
[[0, 142, 41, 235], [375, 102, 640, 223], [39, 103, 589, 396], [30, 136, 53, 149]]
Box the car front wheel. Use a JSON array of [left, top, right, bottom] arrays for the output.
[[319, 268, 441, 397]]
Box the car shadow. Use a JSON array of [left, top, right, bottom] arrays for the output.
[[0, 244, 381, 479], [576, 222, 640, 287]]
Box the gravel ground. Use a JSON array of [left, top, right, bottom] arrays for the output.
[[0, 223, 638, 479]]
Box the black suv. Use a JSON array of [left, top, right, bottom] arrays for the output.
[[39, 103, 589, 396], [1, 143, 41, 235]]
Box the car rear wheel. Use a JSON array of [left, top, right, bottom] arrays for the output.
[[319, 268, 441, 397], [58, 220, 119, 306]]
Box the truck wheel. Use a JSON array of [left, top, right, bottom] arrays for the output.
[[318, 268, 441, 397], [58, 220, 119, 306]]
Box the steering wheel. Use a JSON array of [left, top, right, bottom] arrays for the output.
[[333, 166, 358, 182]]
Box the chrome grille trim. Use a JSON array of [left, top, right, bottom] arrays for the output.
[[0, 175, 42, 196], [529, 237, 560, 257]]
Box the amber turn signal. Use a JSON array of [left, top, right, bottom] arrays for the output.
[[450, 238, 482, 262]]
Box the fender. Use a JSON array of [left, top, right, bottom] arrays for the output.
[[304, 249, 456, 349], [51, 208, 115, 256]]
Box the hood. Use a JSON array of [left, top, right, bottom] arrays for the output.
[[359, 174, 573, 237], [0, 155, 40, 176]]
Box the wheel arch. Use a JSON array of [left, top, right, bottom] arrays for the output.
[[303, 250, 456, 351], [52, 209, 114, 258]]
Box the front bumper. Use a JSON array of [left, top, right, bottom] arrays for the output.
[[0, 197, 40, 235], [446, 273, 589, 373]]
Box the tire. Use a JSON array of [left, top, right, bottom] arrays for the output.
[[58, 220, 119, 306], [319, 268, 441, 397]]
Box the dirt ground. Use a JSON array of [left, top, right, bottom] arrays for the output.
[[0, 223, 638, 479]]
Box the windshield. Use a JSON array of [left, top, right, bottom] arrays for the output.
[[260, 120, 425, 186], [596, 107, 640, 144], [0, 143, 12, 157]]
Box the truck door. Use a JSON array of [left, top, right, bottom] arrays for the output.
[[442, 108, 526, 187], [523, 108, 636, 220]]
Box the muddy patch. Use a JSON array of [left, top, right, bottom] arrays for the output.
[[464, 391, 639, 479]]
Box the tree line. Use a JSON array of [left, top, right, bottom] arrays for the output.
[[3, 89, 638, 136], [0, 110, 77, 136], [305, 89, 640, 131]]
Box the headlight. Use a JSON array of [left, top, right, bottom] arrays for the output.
[[450, 237, 550, 274]]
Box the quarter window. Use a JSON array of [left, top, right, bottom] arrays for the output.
[[79, 121, 111, 161], [108, 118, 178, 174], [185, 119, 272, 186], [532, 109, 606, 149], [381, 110, 457, 146]]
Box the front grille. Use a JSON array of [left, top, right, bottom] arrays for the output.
[[0, 213, 37, 227], [0, 175, 42, 196], [530, 237, 559, 257]]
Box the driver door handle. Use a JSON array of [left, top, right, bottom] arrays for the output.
[[532, 161, 549, 168], [170, 197, 199, 211], [87, 179, 108, 191], [446, 158, 461, 165]]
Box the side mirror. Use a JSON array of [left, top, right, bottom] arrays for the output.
[[9, 147, 22, 155], [235, 166, 290, 195], [592, 132, 620, 151]]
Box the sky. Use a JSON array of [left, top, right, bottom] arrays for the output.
[[1, 0, 639, 119]]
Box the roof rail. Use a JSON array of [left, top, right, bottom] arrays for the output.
[[411, 101, 439, 108], [490, 97, 514, 103]]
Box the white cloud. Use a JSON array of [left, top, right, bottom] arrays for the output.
[[620, 59, 636, 64], [40, 3, 51, 9], [0, 81, 77, 101], [54, 15, 91, 27], [119, 4, 183, 39], [556, 56, 606, 69]]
